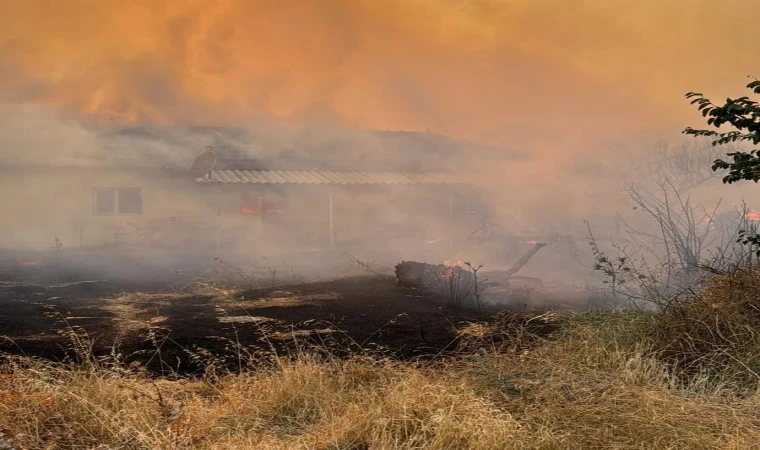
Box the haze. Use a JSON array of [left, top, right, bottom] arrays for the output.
[[1, 0, 759, 288], [2, 0, 758, 151]]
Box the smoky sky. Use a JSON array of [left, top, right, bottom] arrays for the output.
[[2, 0, 759, 156]]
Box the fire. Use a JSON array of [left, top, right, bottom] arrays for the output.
[[747, 212, 760, 222], [425, 238, 441, 244], [519, 240, 540, 245], [444, 253, 467, 268]]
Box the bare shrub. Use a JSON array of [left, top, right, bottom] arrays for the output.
[[622, 180, 721, 287], [429, 264, 475, 309], [605, 138, 730, 194], [585, 220, 631, 300], [589, 179, 759, 309], [395, 261, 486, 309]]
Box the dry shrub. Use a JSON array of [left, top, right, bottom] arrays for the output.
[[650, 268, 760, 392]]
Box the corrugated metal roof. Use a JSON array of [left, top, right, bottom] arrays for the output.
[[196, 169, 463, 185]]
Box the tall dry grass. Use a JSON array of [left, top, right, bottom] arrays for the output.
[[2, 311, 760, 449], [3, 269, 760, 448], [648, 268, 760, 394]]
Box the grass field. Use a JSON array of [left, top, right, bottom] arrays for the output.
[[2, 270, 760, 449]]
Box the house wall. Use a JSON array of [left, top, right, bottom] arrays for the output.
[[0, 168, 334, 254], [0, 168, 474, 259], [201, 183, 472, 255], [0, 168, 223, 251], [234, 184, 472, 252]]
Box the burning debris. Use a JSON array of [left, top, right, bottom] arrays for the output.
[[395, 242, 548, 308]]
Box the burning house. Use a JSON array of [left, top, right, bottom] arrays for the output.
[[0, 127, 520, 267], [189, 145, 475, 254]]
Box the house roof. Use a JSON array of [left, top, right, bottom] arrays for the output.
[[0, 126, 522, 173], [196, 169, 463, 185], [106, 126, 525, 172]]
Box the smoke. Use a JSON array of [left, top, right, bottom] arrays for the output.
[[1, 1, 760, 290], [3, 0, 758, 151], [0, 105, 101, 167]]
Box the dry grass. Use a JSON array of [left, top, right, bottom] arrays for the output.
[[103, 292, 187, 334], [216, 291, 341, 310], [0, 356, 525, 449], [3, 271, 760, 449], [2, 313, 760, 449]]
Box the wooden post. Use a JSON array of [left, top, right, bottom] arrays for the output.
[[327, 187, 335, 248], [329, 188, 335, 248], [215, 189, 221, 250], [258, 195, 264, 246], [448, 192, 454, 250]]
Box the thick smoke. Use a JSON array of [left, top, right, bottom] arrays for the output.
[[0, 105, 101, 167], [3, 0, 759, 152], [1, 1, 760, 293]]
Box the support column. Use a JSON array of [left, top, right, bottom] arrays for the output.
[[215, 188, 221, 250], [258, 195, 264, 246], [448, 192, 454, 250], [329, 188, 335, 248]]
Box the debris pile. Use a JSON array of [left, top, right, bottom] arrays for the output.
[[394, 242, 549, 309]]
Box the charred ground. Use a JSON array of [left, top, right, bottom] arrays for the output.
[[0, 259, 570, 375]]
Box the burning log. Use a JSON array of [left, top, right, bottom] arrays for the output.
[[395, 242, 547, 305], [395, 261, 441, 288]]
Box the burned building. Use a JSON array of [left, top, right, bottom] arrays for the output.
[[0, 127, 518, 264]]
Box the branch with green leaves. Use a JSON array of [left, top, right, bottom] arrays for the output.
[[683, 78, 760, 184]]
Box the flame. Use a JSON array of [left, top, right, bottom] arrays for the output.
[[444, 252, 467, 268], [747, 212, 760, 222], [425, 238, 441, 244]]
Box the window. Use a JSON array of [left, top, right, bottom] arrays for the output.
[[93, 187, 143, 215], [118, 188, 143, 214]]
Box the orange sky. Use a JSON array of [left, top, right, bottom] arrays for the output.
[[2, 0, 759, 151]]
